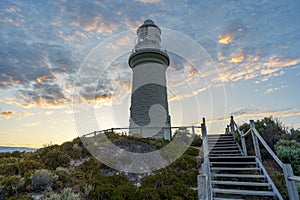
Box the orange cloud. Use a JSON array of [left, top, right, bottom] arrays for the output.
[[0, 111, 15, 119], [22, 98, 71, 109], [36, 74, 56, 83], [230, 53, 244, 63], [219, 34, 233, 44], [105, 35, 132, 50], [19, 111, 34, 118], [97, 23, 118, 34], [0, 74, 20, 87], [24, 122, 39, 127], [215, 53, 300, 83]]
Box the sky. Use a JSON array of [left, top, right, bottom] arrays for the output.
[[0, 0, 299, 148]]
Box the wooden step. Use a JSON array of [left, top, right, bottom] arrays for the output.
[[209, 156, 256, 160], [209, 146, 239, 150], [212, 188, 275, 196], [210, 162, 257, 165], [208, 141, 236, 145], [208, 138, 235, 141], [211, 167, 261, 171], [214, 198, 244, 200], [212, 180, 270, 187], [211, 174, 266, 179], [208, 135, 234, 138], [210, 150, 241, 153], [209, 153, 242, 157]]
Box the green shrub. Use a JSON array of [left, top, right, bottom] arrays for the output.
[[76, 157, 101, 175], [41, 149, 71, 170], [158, 182, 189, 199], [111, 184, 137, 200], [31, 169, 57, 191], [191, 135, 202, 147], [178, 169, 198, 187], [48, 188, 80, 200], [1, 175, 24, 197], [275, 140, 300, 175], [169, 154, 198, 171], [54, 167, 70, 181], [185, 147, 200, 156], [17, 159, 44, 175], [89, 184, 114, 199], [138, 187, 160, 200], [0, 163, 19, 176], [7, 195, 33, 200]]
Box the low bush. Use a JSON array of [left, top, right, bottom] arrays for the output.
[[1, 175, 24, 197], [191, 135, 202, 147], [275, 140, 300, 175], [185, 147, 200, 156], [7, 195, 33, 200], [31, 169, 57, 191], [40, 149, 71, 170], [17, 159, 44, 175], [48, 188, 80, 200]]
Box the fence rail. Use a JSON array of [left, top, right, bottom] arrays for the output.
[[82, 125, 202, 138], [229, 116, 300, 200]]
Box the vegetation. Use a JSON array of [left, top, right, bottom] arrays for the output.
[[239, 117, 300, 151], [238, 117, 300, 197], [0, 134, 201, 199], [275, 140, 300, 175], [1, 118, 297, 199]]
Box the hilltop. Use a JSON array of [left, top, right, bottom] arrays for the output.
[[0, 133, 202, 200]]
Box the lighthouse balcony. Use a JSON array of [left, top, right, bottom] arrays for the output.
[[129, 47, 170, 68]]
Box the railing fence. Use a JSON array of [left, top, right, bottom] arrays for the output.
[[228, 116, 300, 200]]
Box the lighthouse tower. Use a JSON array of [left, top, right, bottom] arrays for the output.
[[128, 19, 171, 140]]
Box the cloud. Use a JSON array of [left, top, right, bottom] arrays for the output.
[[0, 42, 76, 89], [264, 85, 287, 94], [230, 53, 244, 63], [230, 108, 300, 122], [36, 73, 57, 83], [19, 111, 34, 118], [219, 34, 233, 44], [45, 111, 53, 115], [0, 111, 15, 119], [134, 0, 162, 3], [215, 54, 300, 83], [265, 87, 279, 94], [16, 84, 72, 109], [24, 122, 39, 127]]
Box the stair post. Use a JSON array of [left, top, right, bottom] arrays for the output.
[[241, 130, 248, 156], [250, 120, 261, 160], [201, 118, 208, 158], [198, 117, 211, 200], [283, 164, 299, 200], [198, 163, 208, 200], [230, 116, 235, 134]]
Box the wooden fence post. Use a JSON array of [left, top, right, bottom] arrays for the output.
[[250, 120, 261, 160], [197, 173, 207, 200], [241, 130, 248, 156], [283, 164, 299, 200], [201, 118, 208, 158], [230, 116, 235, 134]]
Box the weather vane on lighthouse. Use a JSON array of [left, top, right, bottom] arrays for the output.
[[128, 19, 171, 140]]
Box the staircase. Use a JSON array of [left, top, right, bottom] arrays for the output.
[[205, 134, 283, 200]]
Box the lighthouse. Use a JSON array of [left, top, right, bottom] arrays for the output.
[[128, 19, 171, 140]]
